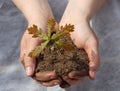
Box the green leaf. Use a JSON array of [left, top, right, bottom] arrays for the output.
[[51, 30, 69, 40], [55, 40, 64, 48], [28, 40, 49, 58], [51, 24, 74, 40], [28, 19, 75, 58], [38, 33, 49, 41]]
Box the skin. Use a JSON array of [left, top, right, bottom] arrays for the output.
[[12, 0, 61, 86], [59, 0, 105, 87], [12, 0, 105, 88]]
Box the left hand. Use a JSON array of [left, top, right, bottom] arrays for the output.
[[59, 11, 100, 88]]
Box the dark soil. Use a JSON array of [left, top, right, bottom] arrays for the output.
[[34, 37, 89, 78]]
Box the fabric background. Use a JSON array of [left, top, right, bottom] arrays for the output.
[[0, 0, 120, 91]]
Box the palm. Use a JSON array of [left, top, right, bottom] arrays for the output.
[[70, 23, 98, 49]]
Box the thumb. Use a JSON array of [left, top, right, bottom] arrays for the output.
[[20, 35, 35, 77], [85, 45, 100, 80], [20, 29, 42, 77], [24, 39, 41, 76], [23, 55, 36, 77]]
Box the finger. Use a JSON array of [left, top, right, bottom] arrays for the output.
[[62, 76, 82, 85], [68, 71, 85, 80], [36, 78, 61, 87], [24, 37, 41, 76], [89, 50, 100, 80], [20, 46, 25, 62], [35, 71, 58, 82], [24, 55, 36, 77], [20, 34, 27, 63], [85, 46, 100, 80], [68, 71, 84, 85]]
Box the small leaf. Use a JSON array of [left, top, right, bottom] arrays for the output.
[[38, 33, 49, 41], [28, 25, 38, 34], [47, 19, 56, 38], [47, 18, 56, 30], [61, 24, 74, 32], [28, 24, 50, 41], [28, 40, 49, 58], [55, 40, 64, 48], [28, 25, 43, 38], [51, 24, 74, 40], [28, 25, 38, 38]]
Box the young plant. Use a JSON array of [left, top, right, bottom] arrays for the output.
[[28, 19, 74, 58]]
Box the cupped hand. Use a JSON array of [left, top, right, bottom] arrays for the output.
[[59, 16, 100, 88], [20, 21, 61, 87], [70, 22, 100, 80]]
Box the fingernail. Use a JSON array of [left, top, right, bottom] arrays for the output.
[[90, 71, 96, 79], [91, 71, 95, 76], [42, 83, 46, 85], [54, 82, 59, 85], [26, 67, 33, 76]]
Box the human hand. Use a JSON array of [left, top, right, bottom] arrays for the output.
[[59, 19, 100, 88], [59, 3, 100, 88], [20, 20, 62, 87], [13, 0, 63, 87]]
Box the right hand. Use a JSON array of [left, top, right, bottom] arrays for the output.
[[13, 0, 62, 87], [20, 22, 62, 87]]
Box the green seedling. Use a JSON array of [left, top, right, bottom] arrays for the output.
[[28, 19, 74, 58]]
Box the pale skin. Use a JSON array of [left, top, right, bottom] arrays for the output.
[[12, 0, 105, 88]]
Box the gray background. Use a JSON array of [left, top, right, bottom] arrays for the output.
[[0, 0, 120, 91]]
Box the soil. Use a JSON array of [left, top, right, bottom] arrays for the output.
[[34, 36, 89, 78]]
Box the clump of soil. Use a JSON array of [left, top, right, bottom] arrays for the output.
[[35, 37, 89, 77]]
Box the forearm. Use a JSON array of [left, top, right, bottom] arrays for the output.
[[68, 0, 105, 21], [12, 0, 53, 27]]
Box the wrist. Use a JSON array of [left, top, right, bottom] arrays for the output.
[[26, 5, 54, 25], [61, 3, 90, 25], [27, 15, 54, 26], [67, 0, 91, 22], [13, 0, 54, 27], [68, 0, 105, 20]]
